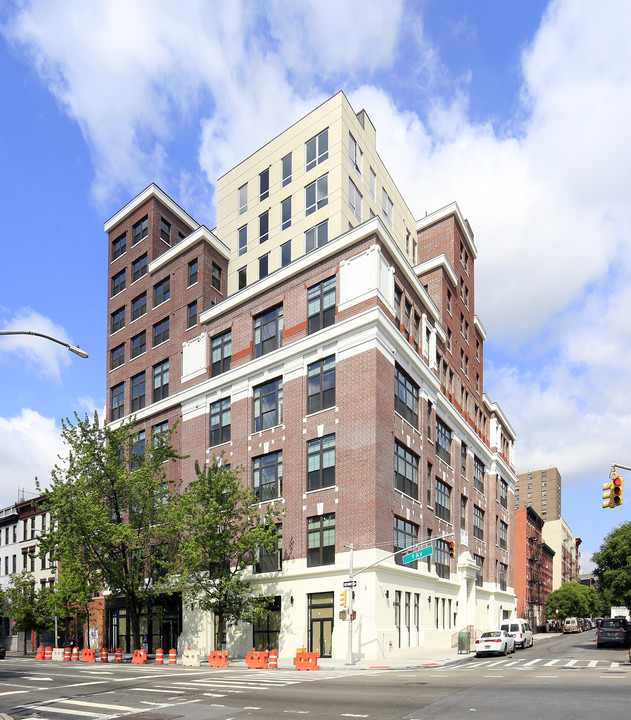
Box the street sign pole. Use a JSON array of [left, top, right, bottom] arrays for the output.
[[346, 543, 354, 665]]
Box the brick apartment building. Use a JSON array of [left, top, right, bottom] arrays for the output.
[[515, 467, 562, 520], [103, 91, 518, 661], [513, 506, 554, 628]]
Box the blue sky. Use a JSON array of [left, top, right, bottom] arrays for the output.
[[1, 0, 630, 570]]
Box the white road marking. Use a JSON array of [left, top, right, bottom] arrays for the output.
[[524, 659, 541, 666], [544, 659, 560, 666], [565, 659, 578, 667], [587, 660, 599, 667], [61, 699, 139, 711]]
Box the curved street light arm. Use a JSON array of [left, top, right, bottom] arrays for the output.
[[0, 330, 88, 358]]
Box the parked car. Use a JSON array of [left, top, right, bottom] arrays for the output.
[[474, 630, 516, 657], [597, 618, 631, 648], [500, 618, 533, 648], [563, 617, 580, 633], [0, 645, 6, 660]]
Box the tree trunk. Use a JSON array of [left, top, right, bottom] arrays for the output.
[[215, 613, 226, 651]]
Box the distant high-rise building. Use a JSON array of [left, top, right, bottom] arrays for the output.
[[515, 467, 561, 520]]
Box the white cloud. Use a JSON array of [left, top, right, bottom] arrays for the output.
[[0, 409, 62, 507]]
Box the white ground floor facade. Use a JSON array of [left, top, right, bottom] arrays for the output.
[[178, 549, 517, 662]]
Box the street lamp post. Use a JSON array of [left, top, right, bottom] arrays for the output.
[[0, 330, 88, 358]]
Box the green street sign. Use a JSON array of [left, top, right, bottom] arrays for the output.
[[402, 546, 433, 564]]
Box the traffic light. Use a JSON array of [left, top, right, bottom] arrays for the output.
[[340, 590, 348, 607], [603, 475, 623, 508], [449, 540, 456, 558]]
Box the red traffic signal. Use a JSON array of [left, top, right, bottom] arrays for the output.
[[603, 474, 624, 508], [449, 540, 456, 558]]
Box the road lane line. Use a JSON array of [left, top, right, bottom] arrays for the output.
[[62, 699, 139, 711]]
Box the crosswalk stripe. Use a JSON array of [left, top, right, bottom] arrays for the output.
[[524, 659, 541, 666], [565, 659, 578, 667], [587, 660, 599, 668], [544, 659, 560, 666]]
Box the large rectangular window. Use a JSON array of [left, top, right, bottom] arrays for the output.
[[395, 442, 419, 499], [382, 188, 394, 227], [160, 218, 171, 244], [259, 168, 269, 201], [131, 292, 147, 320], [499, 562, 507, 591], [281, 240, 291, 267], [153, 360, 169, 402], [111, 269, 126, 297], [254, 305, 283, 357], [256, 525, 282, 573], [253, 378, 283, 431], [132, 215, 148, 245], [474, 554, 484, 587], [474, 457, 485, 493], [153, 318, 169, 346], [111, 306, 125, 333], [253, 451, 283, 502], [111, 383, 124, 421], [305, 219, 328, 253], [435, 539, 450, 579], [110, 344, 125, 370], [307, 355, 335, 413], [348, 177, 362, 222], [211, 263, 222, 291], [210, 397, 231, 446], [307, 434, 335, 491], [436, 418, 452, 465], [238, 225, 247, 256], [130, 429, 145, 470], [499, 479, 508, 509], [473, 505, 484, 541], [307, 514, 335, 567], [259, 210, 269, 243], [211, 330, 231, 376], [305, 128, 328, 171], [499, 520, 508, 551], [112, 232, 126, 260], [188, 258, 198, 286], [435, 479, 452, 522], [238, 183, 248, 215], [307, 277, 335, 334], [394, 517, 418, 567], [153, 277, 170, 307], [281, 197, 291, 230], [187, 300, 197, 329], [131, 330, 146, 359], [281, 152, 292, 186], [130, 372, 146, 412], [395, 366, 418, 427], [305, 174, 328, 215]]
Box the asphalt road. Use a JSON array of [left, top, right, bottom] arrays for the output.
[[1, 631, 629, 720]]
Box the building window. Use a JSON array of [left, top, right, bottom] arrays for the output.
[[461, 443, 467, 477], [499, 562, 507, 591], [435, 539, 450, 579], [259, 210, 269, 243], [211, 262, 222, 291], [153, 360, 169, 402], [187, 300, 197, 329], [254, 305, 283, 357], [259, 253, 269, 279], [474, 457, 485, 493], [305, 219, 328, 252], [131, 292, 147, 320], [307, 355, 335, 413], [210, 397, 231, 446], [500, 479, 508, 509], [130, 372, 146, 412], [281, 240, 291, 267], [307, 277, 335, 334], [281, 152, 292, 186], [305, 174, 328, 216], [394, 517, 418, 567], [238, 266, 247, 289], [382, 188, 394, 227], [436, 418, 452, 465], [112, 233, 126, 260], [435, 479, 451, 522], [395, 442, 419, 499], [281, 197, 291, 230], [238, 183, 248, 215], [110, 344, 125, 370], [238, 225, 247, 256], [349, 132, 362, 174], [253, 451, 283, 502], [211, 330, 231, 376], [259, 168, 269, 201], [110, 383, 124, 421], [307, 513, 335, 567], [111, 306, 125, 333], [499, 520, 508, 551], [461, 495, 467, 530], [369, 166, 376, 197], [111, 269, 126, 297], [160, 218, 171, 244], [132, 215, 148, 245], [394, 366, 418, 427], [153, 277, 170, 307], [188, 258, 198, 286], [307, 434, 335, 491], [253, 378, 283, 431], [153, 317, 170, 346], [348, 177, 362, 222], [473, 505, 484, 541], [152, 420, 169, 451], [255, 525, 282, 573], [130, 330, 146, 359], [305, 128, 328, 171], [474, 554, 484, 587], [130, 429, 145, 469]]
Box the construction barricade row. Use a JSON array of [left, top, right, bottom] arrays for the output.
[[293, 650, 320, 671], [245, 649, 268, 669], [81, 648, 96, 663], [208, 650, 229, 668], [131, 649, 147, 664]]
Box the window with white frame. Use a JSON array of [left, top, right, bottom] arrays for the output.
[[382, 188, 394, 226], [305, 219, 328, 253], [254, 305, 283, 357], [436, 418, 452, 465], [238, 183, 247, 215], [307, 434, 335, 491], [253, 451, 283, 501], [395, 442, 419, 499], [305, 128, 328, 171], [435, 479, 451, 522], [474, 457, 485, 493], [348, 177, 362, 222], [253, 377, 283, 431], [306, 174, 328, 216], [473, 505, 484, 541], [349, 132, 362, 174]]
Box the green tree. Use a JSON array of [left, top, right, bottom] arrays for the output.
[[170, 459, 282, 649], [592, 521, 631, 610], [545, 581, 600, 620], [39, 412, 182, 651], [3, 573, 54, 653]]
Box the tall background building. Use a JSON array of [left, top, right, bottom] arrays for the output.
[[515, 467, 562, 520]]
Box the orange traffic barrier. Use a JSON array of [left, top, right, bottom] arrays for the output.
[[100, 648, 108, 663], [245, 648, 268, 669], [44, 646, 53, 661], [36, 646, 45, 660], [268, 649, 278, 669], [114, 648, 123, 663], [208, 650, 229, 668], [131, 649, 147, 664], [81, 648, 96, 662], [168, 648, 177, 664], [63, 647, 71, 662], [293, 650, 319, 671], [71, 647, 79, 661], [155, 648, 164, 665]]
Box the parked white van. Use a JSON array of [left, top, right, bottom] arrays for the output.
[[563, 617, 580, 633], [500, 618, 533, 648]]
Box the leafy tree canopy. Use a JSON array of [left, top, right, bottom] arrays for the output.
[[2, 573, 54, 653], [592, 521, 631, 610], [545, 581, 602, 620]]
